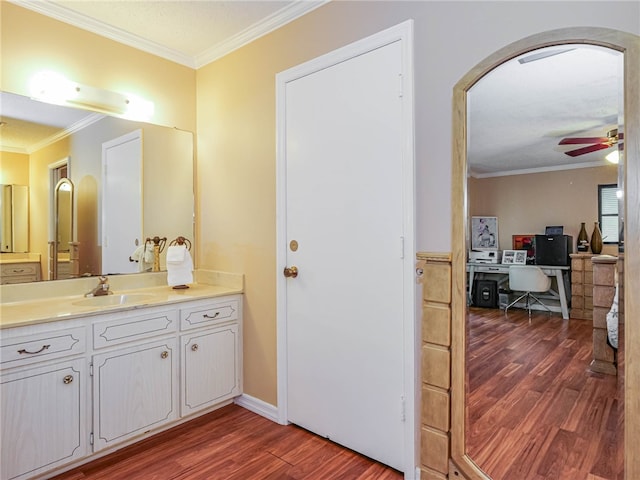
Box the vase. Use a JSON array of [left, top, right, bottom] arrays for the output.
[[577, 222, 589, 252], [590, 221, 603, 254], [619, 220, 624, 253]]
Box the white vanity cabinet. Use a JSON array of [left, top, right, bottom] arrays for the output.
[[0, 328, 88, 480], [90, 307, 179, 452], [0, 291, 242, 479], [180, 297, 242, 416]]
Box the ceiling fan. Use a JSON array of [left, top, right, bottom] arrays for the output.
[[559, 128, 622, 157]]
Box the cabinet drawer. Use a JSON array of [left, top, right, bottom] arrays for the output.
[[0, 327, 86, 369], [93, 309, 178, 349], [180, 298, 239, 331], [1, 262, 39, 277]]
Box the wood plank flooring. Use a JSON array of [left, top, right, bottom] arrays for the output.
[[50, 404, 402, 480], [466, 307, 624, 480]]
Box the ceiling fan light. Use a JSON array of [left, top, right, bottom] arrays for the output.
[[606, 150, 619, 164]]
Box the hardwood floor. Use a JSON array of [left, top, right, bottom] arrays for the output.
[[50, 404, 402, 480], [466, 307, 623, 480]]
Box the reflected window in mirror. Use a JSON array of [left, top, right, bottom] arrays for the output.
[[598, 184, 619, 244]]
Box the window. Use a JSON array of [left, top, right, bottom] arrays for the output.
[[599, 184, 619, 244]]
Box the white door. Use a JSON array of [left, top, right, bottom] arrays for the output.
[[277, 22, 415, 473], [102, 130, 142, 275]]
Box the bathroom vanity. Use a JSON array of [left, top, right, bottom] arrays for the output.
[[0, 271, 243, 480]]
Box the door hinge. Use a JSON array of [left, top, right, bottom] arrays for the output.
[[89, 363, 93, 376], [400, 236, 405, 259], [400, 395, 406, 422], [89, 432, 94, 445], [398, 73, 403, 98]]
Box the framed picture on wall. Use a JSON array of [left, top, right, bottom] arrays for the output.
[[502, 249, 527, 265], [512, 234, 536, 264], [471, 216, 498, 250]]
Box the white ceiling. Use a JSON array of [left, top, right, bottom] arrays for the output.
[[469, 45, 622, 177], [2, 2, 624, 174]]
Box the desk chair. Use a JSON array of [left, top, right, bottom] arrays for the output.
[[506, 265, 552, 319]]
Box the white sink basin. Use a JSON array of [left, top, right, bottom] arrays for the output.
[[72, 293, 157, 307]]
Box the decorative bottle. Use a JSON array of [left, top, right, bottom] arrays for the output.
[[619, 220, 624, 253], [590, 221, 603, 254], [577, 222, 589, 252]]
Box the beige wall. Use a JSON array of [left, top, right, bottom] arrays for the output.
[[0, 152, 30, 185], [469, 165, 619, 256], [196, 1, 639, 405]]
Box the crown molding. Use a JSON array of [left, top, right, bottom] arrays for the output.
[[11, 0, 330, 70], [27, 112, 105, 154], [194, 1, 329, 68], [11, 0, 197, 68], [0, 145, 29, 154], [470, 159, 611, 178]]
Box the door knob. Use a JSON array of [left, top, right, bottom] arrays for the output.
[[283, 266, 299, 278]]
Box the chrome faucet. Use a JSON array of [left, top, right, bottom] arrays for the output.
[[86, 276, 112, 297]]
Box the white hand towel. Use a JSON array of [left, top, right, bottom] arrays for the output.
[[166, 245, 193, 286], [144, 243, 155, 264], [130, 244, 144, 262], [130, 245, 150, 272], [167, 245, 186, 263]]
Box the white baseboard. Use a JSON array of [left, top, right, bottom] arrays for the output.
[[234, 394, 280, 423]]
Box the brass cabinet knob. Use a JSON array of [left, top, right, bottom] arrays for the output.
[[160, 351, 169, 359], [191, 344, 199, 352], [283, 266, 298, 278], [63, 375, 74, 384]]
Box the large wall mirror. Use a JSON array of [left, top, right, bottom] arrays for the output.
[[0, 91, 195, 282], [451, 28, 640, 480]]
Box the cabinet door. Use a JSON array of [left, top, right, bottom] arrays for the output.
[[92, 338, 177, 451], [181, 324, 240, 416], [1, 359, 87, 480]]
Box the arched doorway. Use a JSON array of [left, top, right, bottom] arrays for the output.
[[450, 27, 639, 480]]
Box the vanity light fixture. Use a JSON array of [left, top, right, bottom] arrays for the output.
[[29, 71, 154, 121], [605, 150, 620, 164]]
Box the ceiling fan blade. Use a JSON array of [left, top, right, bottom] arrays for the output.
[[564, 143, 612, 157], [559, 137, 611, 145]]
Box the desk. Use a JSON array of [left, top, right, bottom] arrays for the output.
[[467, 262, 570, 319]]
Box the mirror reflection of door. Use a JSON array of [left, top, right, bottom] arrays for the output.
[[49, 159, 71, 279], [57, 182, 72, 250], [101, 130, 142, 275], [465, 45, 623, 479]]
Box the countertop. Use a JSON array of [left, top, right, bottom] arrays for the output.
[[0, 258, 41, 265], [0, 253, 41, 265], [0, 270, 243, 329]]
